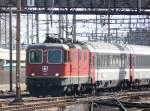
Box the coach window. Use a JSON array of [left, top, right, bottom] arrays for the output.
[[109, 55, 113, 67], [103, 55, 106, 68], [100, 54, 103, 68], [115, 55, 118, 67], [125, 55, 129, 68], [113, 55, 117, 68], [121, 55, 125, 67], [103, 54, 106, 68], [48, 49, 62, 64], [112, 55, 115, 68], [104, 55, 107, 68], [99, 54, 101, 68], [30, 50, 42, 64], [135, 55, 140, 68], [97, 54, 100, 68], [124, 55, 127, 67], [108, 55, 110, 67]]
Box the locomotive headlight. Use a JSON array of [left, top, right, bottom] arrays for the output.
[[55, 73, 59, 76], [31, 73, 35, 76]]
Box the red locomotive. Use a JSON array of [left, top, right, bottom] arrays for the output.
[[26, 36, 150, 96]]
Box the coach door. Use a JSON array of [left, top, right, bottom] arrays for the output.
[[129, 54, 135, 82], [90, 53, 96, 83]]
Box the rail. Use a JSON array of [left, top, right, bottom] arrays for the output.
[[1, 90, 150, 111]]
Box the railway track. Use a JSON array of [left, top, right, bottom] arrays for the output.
[[0, 90, 29, 99], [1, 90, 150, 111], [0, 93, 92, 111], [115, 90, 150, 101], [0, 97, 82, 111]]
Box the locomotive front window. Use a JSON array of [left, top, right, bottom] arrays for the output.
[[48, 49, 62, 64], [29, 50, 42, 64]]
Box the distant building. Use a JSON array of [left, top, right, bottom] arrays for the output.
[[127, 29, 150, 46]]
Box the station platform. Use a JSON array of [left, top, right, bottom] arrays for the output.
[[0, 48, 25, 61], [0, 83, 26, 92]]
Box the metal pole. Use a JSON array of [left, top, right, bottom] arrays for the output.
[[72, 14, 76, 40], [129, 15, 132, 44], [26, 10, 29, 45], [46, 14, 49, 35], [5, 12, 7, 47], [31, 12, 34, 43], [108, 14, 110, 43], [138, 0, 141, 12], [92, 30, 94, 41], [13, 0, 23, 103], [65, 14, 68, 39], [59, 14, 63, 38], [61, 15, 64, 38], [9, 7, 13, 92], [95, 15, 98, 40], [116, 28, 118, 41], [36, 10, 39, 43]]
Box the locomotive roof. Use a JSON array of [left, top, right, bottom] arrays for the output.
[[27, 42, 88, 50], [27, 43, 69, 50]]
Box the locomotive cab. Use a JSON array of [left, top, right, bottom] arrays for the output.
[[26, 46, 69, 76], [26, 43, 70, 96]]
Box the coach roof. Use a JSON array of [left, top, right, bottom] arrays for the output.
[[126, 44, 150, 55], [85, 42, 130, 54]]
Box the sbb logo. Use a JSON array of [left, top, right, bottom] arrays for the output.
[[42, 66, 48, 72]]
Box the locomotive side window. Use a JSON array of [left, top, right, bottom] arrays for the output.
[[72, 49, 76, 62], [29, 50, 42, 64], [64, 51, 69, 63], [48, 49, 62, 64], [78, 50, 81, 61], [84, 51, 87, 62], [92, 55, 95, 67]]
